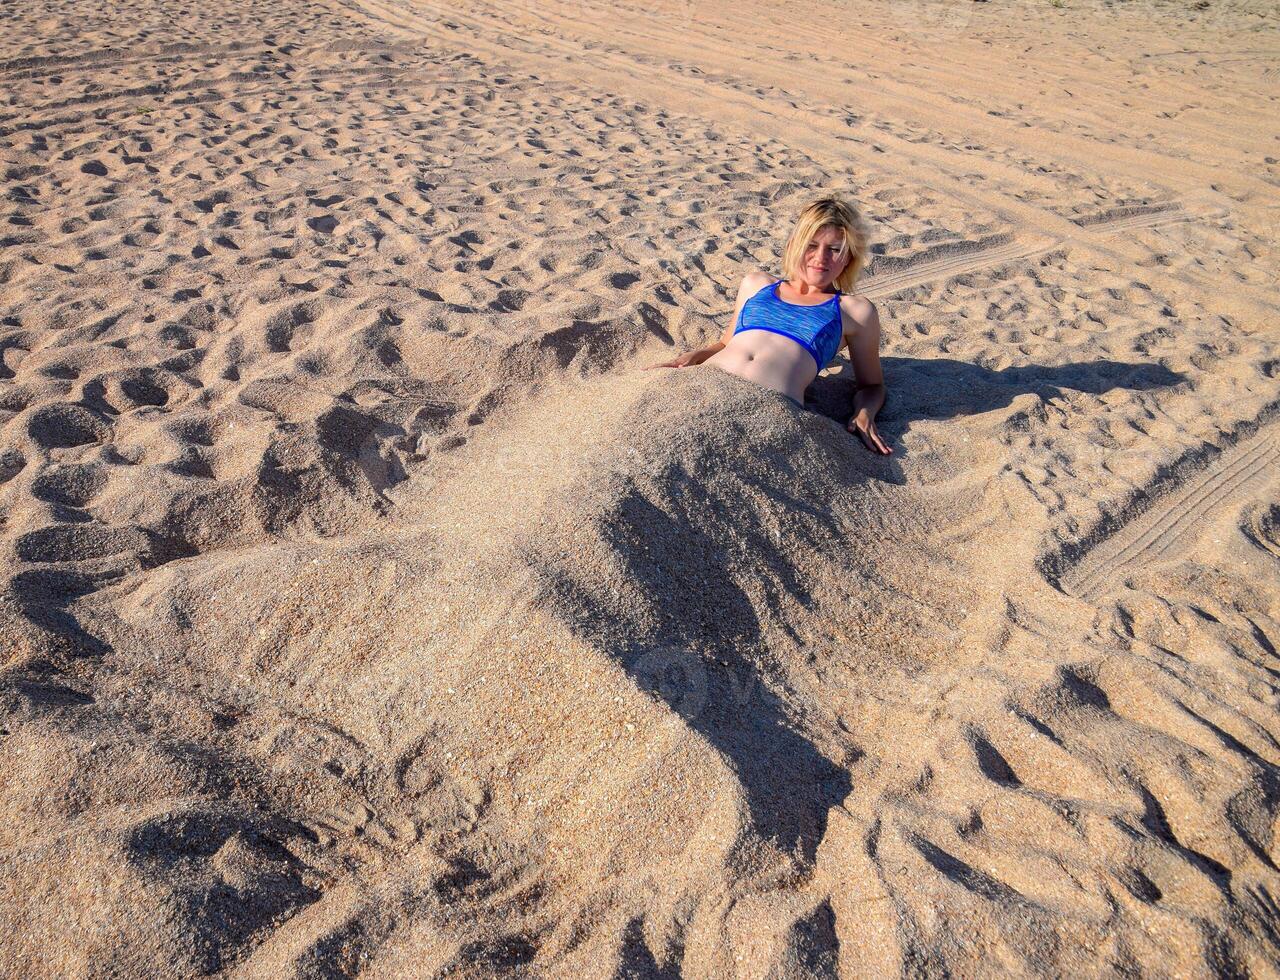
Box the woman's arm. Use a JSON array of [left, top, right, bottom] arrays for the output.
[[842, 298, 892, 455]]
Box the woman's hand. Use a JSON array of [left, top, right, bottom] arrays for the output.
[[645, 344, 720, 370], [848, 409, 892, 455]]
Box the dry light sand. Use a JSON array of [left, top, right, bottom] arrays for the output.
[[1, 0, 1279, 975]]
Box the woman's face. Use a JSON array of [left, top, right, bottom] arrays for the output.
[[801, 225, 849, 290]]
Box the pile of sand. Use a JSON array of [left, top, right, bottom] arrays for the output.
[[1, 0, 1277, 974]]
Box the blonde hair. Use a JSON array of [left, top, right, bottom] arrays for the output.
[[780, 196, 870, 294]]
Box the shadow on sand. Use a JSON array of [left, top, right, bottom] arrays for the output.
[[808, 355, 1185, 441], [533, 468, 854, 866]]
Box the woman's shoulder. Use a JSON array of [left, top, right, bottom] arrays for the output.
[[837, 293, 880, 337], [738, 268, 779, 297], [838, 293, 878, 319]]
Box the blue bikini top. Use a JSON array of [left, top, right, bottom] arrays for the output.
[[731, 280, 844, 371]]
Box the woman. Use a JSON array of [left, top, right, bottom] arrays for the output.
[[647, 196, 891, 455]]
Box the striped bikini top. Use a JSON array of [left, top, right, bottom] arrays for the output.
[[732, 280, 844, 371]]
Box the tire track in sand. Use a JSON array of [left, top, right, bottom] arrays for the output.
[[1058, 425, 1280, 601], [859, 235, 1060, 299], [1072, 201, 1232, 237], [851, 200, 1220, 299]]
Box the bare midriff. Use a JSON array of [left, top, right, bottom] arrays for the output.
[[702, 329, 819, 404]]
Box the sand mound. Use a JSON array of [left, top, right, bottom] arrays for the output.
[[6, 366, 1278, 974], [2, 368, 967, 973], [2, 0, 1279, 973]]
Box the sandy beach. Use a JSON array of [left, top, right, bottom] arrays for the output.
[[1, 0, 1278, 974]]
